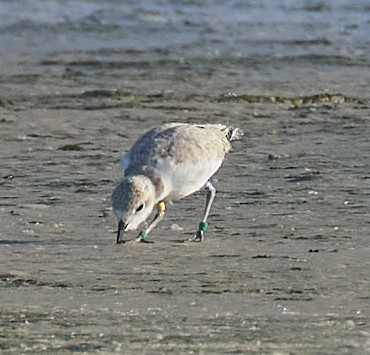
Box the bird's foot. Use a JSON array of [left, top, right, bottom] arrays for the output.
[[136, 230, 154, 243], [137, 236, 154, 243], [184, 230, 205, 243], [136, 230, 150, 242], [123, 230, 154, 244], [124, 236, 154, 244]]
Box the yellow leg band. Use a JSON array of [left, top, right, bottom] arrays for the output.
[[156, 201, 166, 212]]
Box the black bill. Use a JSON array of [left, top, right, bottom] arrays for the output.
[[116, 220, 125, 244]]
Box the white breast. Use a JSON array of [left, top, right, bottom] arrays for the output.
[[155, 158, 223, 201]]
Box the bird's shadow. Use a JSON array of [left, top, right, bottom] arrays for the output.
[[0, 239, 44, 245]]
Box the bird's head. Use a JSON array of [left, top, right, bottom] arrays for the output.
[[111, 176, 155, 243]]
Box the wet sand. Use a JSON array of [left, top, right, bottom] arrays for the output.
[[1, 1, 370, 354]]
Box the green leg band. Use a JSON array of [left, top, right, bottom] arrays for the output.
[[199, 221, 208, 232], [139, 230, 149, 239]]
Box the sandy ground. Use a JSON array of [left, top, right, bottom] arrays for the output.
[[1, 1, 370, 354], [1, 81, 370, 354]]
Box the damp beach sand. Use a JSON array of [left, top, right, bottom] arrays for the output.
[[1, 1, 370, 354]]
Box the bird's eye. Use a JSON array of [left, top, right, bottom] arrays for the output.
[[136, 204, 144, 212]]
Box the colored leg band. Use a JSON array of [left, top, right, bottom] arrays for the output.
[[139, 230, 149, 238], [157, 201, 166, 212], [199, 221, 208, 231]]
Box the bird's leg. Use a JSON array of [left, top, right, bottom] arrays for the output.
[[134, 201, 166, 243], [191, 181, 216, 242]]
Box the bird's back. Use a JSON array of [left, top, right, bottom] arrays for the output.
[[122, 123, 242, 200], [124, 124, 239, 171]]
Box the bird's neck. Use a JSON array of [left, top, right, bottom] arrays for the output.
[[140, 168, 165, 201]]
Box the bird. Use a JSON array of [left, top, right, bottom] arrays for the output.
[[111, 123, 243, 244]]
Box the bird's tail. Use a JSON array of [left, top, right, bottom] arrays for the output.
[[225, 126, 243, 141]]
